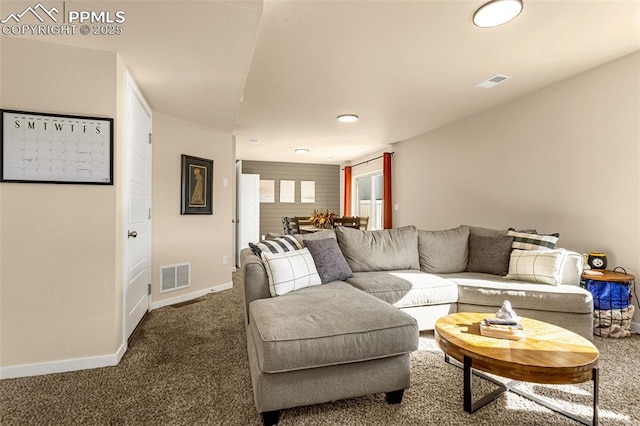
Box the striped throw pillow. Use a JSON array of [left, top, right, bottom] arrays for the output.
[[262, 248, 321, 296], [507, 229, 559, 251], [250, 235, 303, 257], [506, 249, 566, 285]]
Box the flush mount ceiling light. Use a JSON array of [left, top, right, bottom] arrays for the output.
[[337, 114, 359, 123], [473, 0, 523, 28], [295, 148, 310, 154]]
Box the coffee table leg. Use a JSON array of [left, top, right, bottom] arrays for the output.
[[593, 367, 599, 426], [446, 355, 598, 424], [463, 356, 472, 412], [459, 355, 507, 413]]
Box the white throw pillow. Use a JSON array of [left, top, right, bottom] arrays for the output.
[[506, 249, 567, 285], [262, 248, 321, 296]]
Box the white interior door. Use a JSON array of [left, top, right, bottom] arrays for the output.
[[235, 161, 242, 266], [124, 75, 152, 339], [237, 173, 260, 266]]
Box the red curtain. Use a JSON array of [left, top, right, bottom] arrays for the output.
[[343, 166, 352, 217], [383, 152, 392, 229]]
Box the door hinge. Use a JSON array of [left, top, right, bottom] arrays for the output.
[[148, 133, 152, 144], [148, 208, 151, 220], [148, 283, 151, 295]]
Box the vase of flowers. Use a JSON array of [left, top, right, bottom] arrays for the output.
[[310, 209, 337, 228]]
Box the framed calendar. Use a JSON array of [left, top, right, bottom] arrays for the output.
[[1, 109, 114, 185]]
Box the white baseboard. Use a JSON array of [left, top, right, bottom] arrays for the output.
[[0, 342, 126, 380], [631, 322, 640, 335], [150, 281, 233, 311]]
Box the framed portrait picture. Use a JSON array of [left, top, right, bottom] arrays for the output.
[[181, 154, 213, 215]]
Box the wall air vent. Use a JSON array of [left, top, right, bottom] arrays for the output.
[[475, 74, 512, 89], [160, 262, 191, 293]]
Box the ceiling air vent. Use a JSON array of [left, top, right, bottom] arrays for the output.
[[475, 74, 512, 89]]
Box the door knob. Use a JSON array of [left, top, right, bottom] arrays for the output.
[[128, 230, 138, 238]]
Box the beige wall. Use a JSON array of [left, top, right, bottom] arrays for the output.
[[0, 38, 122, 366], [393, 52, 640, 322], [151, 112, 234, 303]]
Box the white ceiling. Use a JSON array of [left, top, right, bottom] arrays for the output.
[[3, 1, 639, 165], [235, 0, 640, 164], [0, 0, 263, 133]]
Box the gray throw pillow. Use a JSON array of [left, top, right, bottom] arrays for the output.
[[418, 226, 469, 273], [304, 238, 353, 283], [466, 234, 514, 276]]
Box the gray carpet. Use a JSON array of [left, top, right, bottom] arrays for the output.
[[2, 272, 639, 425]]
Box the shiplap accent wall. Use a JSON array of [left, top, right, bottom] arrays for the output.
[[241, 161, 340, 238]]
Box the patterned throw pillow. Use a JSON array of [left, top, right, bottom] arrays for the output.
[[249, 235, 303, 257], [261, 248, 321, 296], [506, 249, 567, 285], [507, 229, 559, 251]]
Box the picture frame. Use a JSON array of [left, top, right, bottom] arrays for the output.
[[181, 154, 213, 215], [1, 109, 114, 185]]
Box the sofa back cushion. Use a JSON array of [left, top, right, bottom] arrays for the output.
[[465, 225, 509, 238], [336, 225, 419, 272], [418, 226, 469, 273]]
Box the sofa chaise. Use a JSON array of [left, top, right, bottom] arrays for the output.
[[241, 224, 593, 425]]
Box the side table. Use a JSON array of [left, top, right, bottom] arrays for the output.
[[581, 269, 635, 338]]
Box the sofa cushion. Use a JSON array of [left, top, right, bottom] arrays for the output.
[[443, 272, 593, 314], [466, 225, 509, 238], [248, 282, 419, 373], [417, 226, 469, 274], [466, 234, 514, 276], [506, 249, 566, 285], [262, 248, 321, 296], [336, 225, 419, 272], [304, 237, 353, 283], [345, 270, 458, 308], [507, 229, 559, 250]]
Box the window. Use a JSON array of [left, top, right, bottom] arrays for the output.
[[354, 172, 383, 230]]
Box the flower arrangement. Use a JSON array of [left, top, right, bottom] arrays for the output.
[[310, 209, 337, 228]]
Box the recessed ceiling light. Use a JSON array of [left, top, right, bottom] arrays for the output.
[[337, 114, 359, 123], [295, 148, 310, 154], [249, 139, 259, 144], [326, 156, 335, 160], [473, 0, 523, 28]]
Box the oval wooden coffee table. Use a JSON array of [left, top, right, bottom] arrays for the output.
[[435, 312, 600, 425]]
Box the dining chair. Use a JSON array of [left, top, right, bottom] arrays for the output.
[[281, 217, 300, 235], [333, 217, 360, 229], [359, 216, 369, 231]]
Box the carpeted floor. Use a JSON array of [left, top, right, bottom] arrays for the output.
[[1, 272, 639, 425]]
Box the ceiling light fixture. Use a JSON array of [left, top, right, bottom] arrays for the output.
[[337, 114, 358, 123], [295, 148, 310, 154], [473, 0, 523, 28]]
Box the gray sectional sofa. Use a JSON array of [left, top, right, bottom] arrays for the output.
[[241, 224, 593, 425]]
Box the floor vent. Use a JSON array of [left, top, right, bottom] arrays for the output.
[[160, 262, 190, 293]]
